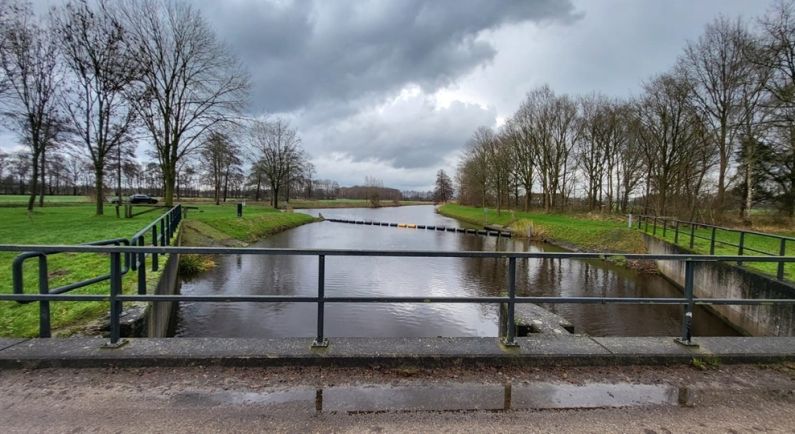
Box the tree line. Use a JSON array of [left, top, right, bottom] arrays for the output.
[[456, 2, 795, 222]]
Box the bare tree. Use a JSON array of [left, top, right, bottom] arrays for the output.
[[364, 176, 384, 207], [680, 15, 755, 208], [249, 119, 304, 209], [754, 0, 795, 218], [55, 0, 139, 215], [121, 0, 249, 206], [638, 73, 711, 216], [201, 131, 241, 205], [434, 169, 453, 203], [0, 1, 61, 211]]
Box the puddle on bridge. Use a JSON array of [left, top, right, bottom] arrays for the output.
[[171, 381, 691, 413]]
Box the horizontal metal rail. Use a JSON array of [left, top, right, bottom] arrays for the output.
[[0, 244, 793, 261], [2, 242, 794, 347]]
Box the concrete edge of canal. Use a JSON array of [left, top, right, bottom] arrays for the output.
[[0, 336, 793, 369]]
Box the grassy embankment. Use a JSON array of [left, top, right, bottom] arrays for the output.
[[180, 204, 317, 276], [643, 222, 794, 281], [182, 204, 316, 246], [438, 203, 646, 254], [0, 205, 171, 337]]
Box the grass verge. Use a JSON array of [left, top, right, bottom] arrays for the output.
[[437, 203, 646, 254], [183, 204, 316, 245], [0, 205, 170, 337]]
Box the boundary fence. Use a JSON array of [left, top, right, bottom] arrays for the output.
[[635, 215, 793, 281]]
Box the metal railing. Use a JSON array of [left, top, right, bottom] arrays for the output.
[[635, 214, 794, 281], [2, 244, 794, 347], [9, 205, 183, 337]]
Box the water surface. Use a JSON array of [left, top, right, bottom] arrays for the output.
[[175, 205, 737, 337]]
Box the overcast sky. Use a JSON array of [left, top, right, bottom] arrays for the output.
[[1, 0, 773, 191]]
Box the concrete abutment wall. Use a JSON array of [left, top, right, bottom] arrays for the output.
[[643, 234, 795, 336]]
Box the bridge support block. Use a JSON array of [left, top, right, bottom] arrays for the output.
[[500, 337, 519, 348], [673, 338, 699, 348], [101, 338, 129, 349], [311, 338, 329, 348]]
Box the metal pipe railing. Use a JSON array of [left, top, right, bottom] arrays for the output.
[[9, 205, 183, 338], [2, 241, 794, 347], [634, 214, 793, 281]]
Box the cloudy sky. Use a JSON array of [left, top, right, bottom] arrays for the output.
[[2, 0, 773, 191]]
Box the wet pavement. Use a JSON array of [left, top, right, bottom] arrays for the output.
[[171, 381, 688, 413], [1, 364, 793, 432]]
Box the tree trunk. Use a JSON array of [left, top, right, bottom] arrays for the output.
[[163, 165, 176, 207], [27, 151, 40, 212], [38, 148, 45, 207], [95, 170, 105, 216], [255, 174, 261, 201], [271, 184, 279, 209], [222, 171, 229, 203]]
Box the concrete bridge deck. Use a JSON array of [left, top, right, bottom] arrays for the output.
[[1, 336, 793, 368]]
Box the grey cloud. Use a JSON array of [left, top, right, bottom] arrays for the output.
[[299, 98, 497, 170], [200, 0, 579, 113]]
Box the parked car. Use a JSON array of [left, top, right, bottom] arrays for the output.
[[109, 194, 158, 205]]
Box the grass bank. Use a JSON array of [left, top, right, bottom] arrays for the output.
[[437, 203, 646, 254], [183, 204, 316, 246], [642, 222, 794, 281], [0, 205, 170, 337]]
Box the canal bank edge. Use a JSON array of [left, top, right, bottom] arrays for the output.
[[182, 208, 318, 247], [436, 204, 655, 273]]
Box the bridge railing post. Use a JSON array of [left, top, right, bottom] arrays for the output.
[[738, 232, 745, 266], [38, 255, 51, 338], [676, 260, 696, 346], [502, 257, 518, 347], [709, 227, 717, 255], [778, 239, 787, 281], [312, 254, 328, 347], [137, 236, 146, 295], [152, 225, 159, 271], [105, 251, 126, 348]]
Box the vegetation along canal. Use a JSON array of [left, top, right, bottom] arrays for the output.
[[174, 205, 737, 338]]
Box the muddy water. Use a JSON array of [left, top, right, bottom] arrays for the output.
[[174, 205, 737, 338]]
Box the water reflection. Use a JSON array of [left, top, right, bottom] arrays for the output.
[[175, 205, 737, 337]]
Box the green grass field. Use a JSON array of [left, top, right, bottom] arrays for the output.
[[0, 195, 91, 205], [641, 219, 794, 281], [184, 204, 316, 244], [0, 205, 171, 337], [438, 204, 646, 253]]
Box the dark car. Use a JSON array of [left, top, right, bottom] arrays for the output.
[[110, 194, 158, 205]]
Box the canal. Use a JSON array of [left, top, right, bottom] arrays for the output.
[[174, 205, 738, 338]]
